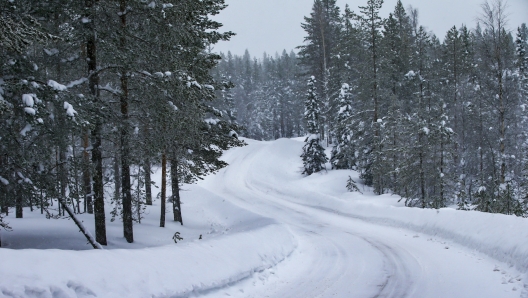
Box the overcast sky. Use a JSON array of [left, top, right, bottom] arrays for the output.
[[212, 0, 528, 57]]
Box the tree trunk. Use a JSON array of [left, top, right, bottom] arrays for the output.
[[420, 146, 425, 208], [144, 158, 152, 205], [119, 0, 133, 243], [160, 152, 167, 227], [58, 196, 102, 249], [83, 132, 93, 214], [60, 149, 68, 216], [15, 187, 22, 218], [171, 157, 183, 225], [114, 149, 120, 203], [71, 133, 81, 214], [86, 0, 106, 245], [92, 125, 107, 245], [120, 77, 133, 243]]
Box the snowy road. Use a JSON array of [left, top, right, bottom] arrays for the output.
[[1, 138, 527, 298], [200, 138, 526, 298]]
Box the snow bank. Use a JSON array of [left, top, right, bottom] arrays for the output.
[[0, 171, 296, 297], [309, 194, 528, 274], [0, 223, 295, 298]]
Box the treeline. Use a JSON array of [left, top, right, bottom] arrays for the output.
[[213, 50, 306, 140], [300, 0, 528, 216], [0, 0, 243, 247], [300, 0, 528, 214], [215, 0, 528, 216]]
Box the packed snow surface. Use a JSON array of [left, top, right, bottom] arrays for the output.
[[1, 138, 528, 297]]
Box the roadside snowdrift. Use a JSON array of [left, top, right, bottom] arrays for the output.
[[0, 223, 294, 298], [0, 184, 296, 298]]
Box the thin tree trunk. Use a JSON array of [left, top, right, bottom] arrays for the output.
[[92, 125, 106, 245], [440, 135, 445, 206], [160, 151, 167, 227], [171, 157, 183, 225], [114, 149, 120, 203], [420, 145, 425, 208], [58, 196, 102, 249], [120, 78, 133, 243], [60, 148, 67, 217], [83, 132, 93, 214], [453, 37, 459, 168], [119, 0, 133, 243], [143, 122, 152, 206], [15, 187, 22, 218], [72, 133, 81, 214], [86, 0, 106, 245], [144, 158, 152, 205], [40, 189, 43, 214], [136, 167, 142, 224], [499, 73, 505, 184], [29, 192, 33, 212]]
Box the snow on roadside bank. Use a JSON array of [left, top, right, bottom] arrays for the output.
[[310, 195, 528, 274], [0, 223, 294, 298], [0, 174, 296, 297]]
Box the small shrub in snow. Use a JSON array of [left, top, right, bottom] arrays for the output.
[[346, 176, 362, 194]]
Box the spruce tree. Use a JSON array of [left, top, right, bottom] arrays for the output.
[[301, 76, 328, 175], [298, 0, 342, 142], [330, 83, 355, 169], [355, 0, 384, 192]]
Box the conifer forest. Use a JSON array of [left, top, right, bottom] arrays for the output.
[[215, 0, 528, 215], [1, 0, 528, 296], [0, 0, 245, 246]]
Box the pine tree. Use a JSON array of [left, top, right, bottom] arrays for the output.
[[354, 0, 384, 193], [302, 76, 328, 175], [330, 83, 355, 169], [378, 1, 413, 193], [473, 0, 520, 213], [298, 0, 342, 142]]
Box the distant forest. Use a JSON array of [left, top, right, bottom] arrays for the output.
[[213, 0, 528, 216]]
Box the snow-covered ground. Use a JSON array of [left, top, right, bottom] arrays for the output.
[[1, 138, 528, 297]]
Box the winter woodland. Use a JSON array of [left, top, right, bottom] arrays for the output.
[[1, 0, 528, 296], [215, 0, 528, 215]]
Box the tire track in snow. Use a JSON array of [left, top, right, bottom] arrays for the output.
[[202, 142, 420, 297], [200, 139, 523, 298], [358, 236, 418, 298]]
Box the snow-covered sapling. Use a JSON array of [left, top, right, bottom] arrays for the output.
[[346, 176, 362, 194]]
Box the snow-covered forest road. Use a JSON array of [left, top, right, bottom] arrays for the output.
[[2, 138, 528, 298], [199, 138, 527, 298]]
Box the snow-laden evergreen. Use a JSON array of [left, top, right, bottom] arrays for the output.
[[330, 83, 356, 169], [301, 76, 328, 175], [210, 0, 528, 216]]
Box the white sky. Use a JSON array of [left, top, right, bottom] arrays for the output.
[[212, 0, 528, 57]]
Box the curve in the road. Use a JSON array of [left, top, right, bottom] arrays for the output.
[[200, 139, 524, 298]]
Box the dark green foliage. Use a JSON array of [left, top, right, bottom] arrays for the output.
[[0, 0, 243, 245], [346, 176, 362, 193], [302, 76, 328, 175], [292, 0, 528, 216], [302, 137, 328, 175], [331, 83, 356, 169]]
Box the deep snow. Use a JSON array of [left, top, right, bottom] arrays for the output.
[[0, 137, 527, 297]]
